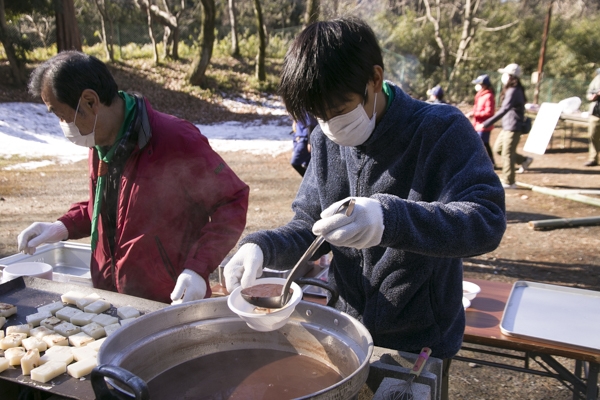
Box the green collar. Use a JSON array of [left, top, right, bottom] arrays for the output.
[[95, 91, 137, 162], [382, 81, 394, 110]]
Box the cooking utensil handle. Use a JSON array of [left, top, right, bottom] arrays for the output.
[[410, 347, 432, 377], [281, 198, 355, 306], [295, 276, 339, 307], [92, 364, 150, 400]]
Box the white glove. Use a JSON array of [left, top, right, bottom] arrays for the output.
[[223, 243, 264, 293], [17, 221, 69, 255], [170, 269, 207, 304], [312, 197, 384, 249]]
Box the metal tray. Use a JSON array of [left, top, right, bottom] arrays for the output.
[[500, 281, 600, 351], [0, 241, 92, 286], [0, 276, 167, 399]]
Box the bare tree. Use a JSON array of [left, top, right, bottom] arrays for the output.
[[253, 0, 266, 81], [0, 0, 26, 85], [229, 0, 240, 57], [135, 0, 185, 60], [55, 0, 82, 52], [188, 0, 216, 86], [304, 0, 320, 26], [94, 0, 116, 61]]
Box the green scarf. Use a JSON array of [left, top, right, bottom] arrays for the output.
[[90, 92, 137, 251]]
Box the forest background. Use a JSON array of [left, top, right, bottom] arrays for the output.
[[1, 0, 600, 108]]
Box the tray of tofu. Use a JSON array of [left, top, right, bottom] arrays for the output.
[[0, 276, 167, 399]]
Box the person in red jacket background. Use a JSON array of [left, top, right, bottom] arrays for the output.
[[17, 51, 249, 304], [466, 74, 496, 167]]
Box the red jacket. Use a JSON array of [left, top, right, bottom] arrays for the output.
[[58, 99, 249, 303], [471, 88, 495, 132]]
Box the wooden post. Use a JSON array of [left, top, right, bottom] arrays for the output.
[[533, 1, 553, 105]]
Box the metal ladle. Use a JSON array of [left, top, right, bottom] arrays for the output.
[[241, 198, 356, 309]]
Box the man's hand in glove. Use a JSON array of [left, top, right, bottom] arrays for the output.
[[170, 269, 207, 304], [312, 197, 384, 249], [17, 221, 69, 255], [223, 243, 264, 293]]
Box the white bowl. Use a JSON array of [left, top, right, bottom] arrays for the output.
[[463, 281, 481, 301], [1, 262, 53, 283], [462, 296, 471, 309], [227, 277, 303, 332]]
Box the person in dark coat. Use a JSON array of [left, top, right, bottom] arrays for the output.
[[477, 63, 533, 189], [224, 18, 506, 399], [290, 113, 317, 176]]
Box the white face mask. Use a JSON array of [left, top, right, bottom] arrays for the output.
[[501, 73, 510, 86], [59, 98, 97, 147], [318, 89, 378, 147], [474, 84, 482, 92]]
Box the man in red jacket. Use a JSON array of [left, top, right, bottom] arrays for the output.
[[466, 74, 496, 167], [17, 51, 249, 304]]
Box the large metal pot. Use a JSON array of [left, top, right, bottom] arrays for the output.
[[92, 296, 373, 400]]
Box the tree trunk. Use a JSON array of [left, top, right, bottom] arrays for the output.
[[144, 3, 159, 64], [188, 0, 215, 87], [228, 0, 240, 57], [0, 0, 26, 85], [448, 0, 480, 84], [253, 0, 266, 81], [304, 0, 319, 27], [135, 0, 181, 60], [55, 0, 82, 52], [94, 0, 114, 61], [422, 0, 447, 78]]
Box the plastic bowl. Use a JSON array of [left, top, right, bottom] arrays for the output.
[[462, 281, 481, 301], [462, 296, 471, 309], [1, 262, 53, 283], [227, 277, 303, 332]]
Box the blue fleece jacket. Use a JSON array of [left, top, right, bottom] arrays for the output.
[[241, 82, 506, 359]]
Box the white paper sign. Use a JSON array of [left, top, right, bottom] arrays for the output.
[[523, 103, 563, 155]]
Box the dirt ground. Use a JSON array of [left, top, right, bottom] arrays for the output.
[[1, 61, 600, 399]]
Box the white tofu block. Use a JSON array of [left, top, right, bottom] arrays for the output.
[[53, 322, 81, 337], [37, 302, 64, 316], [0, 303, 17, 318], [67, 356, 97, 378], [42, 333, 68, 348], [40, 345, 73, 365], [21, 337, 47, 352], [70, 312, 96, 326], [5, 347, 26, 366], [6, 324, 32, 336], [21, 348, 40, 375], [31, 360, 67, 383], [0, 330, 4, 339], [61, 290, 85, 305], [0, 357, 8, 373], [26, 311, 53, 327], [117, 306, 140, 320], [40, 316, 63, 330], [103, 323, 121, 337], [92, 314, 118, 327], [81, 322, 106, 340], [55, 307, 83, 322], [0, 316, 5, 329], [84, 300, 111, 314], [120, 318, 137, 326], [71, 346, 97, 362], [86, 337, 106, 352], [68, 332, 94, 347], [75, 293, 101, 310], [0, 333, 25, 350], [30, 326, 54, 339]]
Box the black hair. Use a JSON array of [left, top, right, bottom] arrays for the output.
[[500, 75, 526, 103], [278, 18, 384, 122], [28, 51, 118, 109]]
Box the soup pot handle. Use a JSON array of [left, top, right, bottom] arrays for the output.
[[91, 364, 150, 400], [295, 277, 339, 307]]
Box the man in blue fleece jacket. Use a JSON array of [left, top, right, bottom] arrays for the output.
[[224, 18, 506, 395]]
